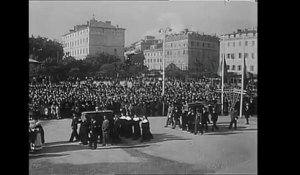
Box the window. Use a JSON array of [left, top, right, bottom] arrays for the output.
[[203, 42, 205, 47], [232, 65, 235, 70], [226, 65, 230, 70], [231, 53, 235, 59], [197, 42, 199, 47], [251, 53, 255, 59], [228, 42, 230, 47], [245, 53, 248, 58], [227, 53, 230, 59], [233, 42, 235, 47], [239, 41, 241, 46], [191, 41, 194, 46], [252, 40, 255, 46], [154, 59, 156, 63], [245, 40, 248, 46], [183, 50, 185, 55], [238, 65, 241, 71], [250, 65, 254, 71], [83, 48, 85, 54], [86, 48, 88, 54], [157, 58, 159, 62], [171, 43, 173, 47], [239, 53, 242, 58], [86, 38, 88, 43]]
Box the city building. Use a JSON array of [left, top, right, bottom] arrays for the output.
[[61, 17, 125, 60], [220, 28, 257, 75], [134, 36, 160, 52], [144, 29, 220, 72]]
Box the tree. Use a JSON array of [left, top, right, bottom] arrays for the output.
[[29, 35, 64, 62]]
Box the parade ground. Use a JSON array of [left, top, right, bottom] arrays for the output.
[[29, 116, 257, 175]]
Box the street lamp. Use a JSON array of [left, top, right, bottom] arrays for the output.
[[159, 27, 172, 96]]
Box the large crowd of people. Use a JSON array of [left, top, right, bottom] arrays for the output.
[[29, 76, 257, 121], [28, 76, 257, 151]]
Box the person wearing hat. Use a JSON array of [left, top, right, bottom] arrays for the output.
[[69, 113, 80, 142]]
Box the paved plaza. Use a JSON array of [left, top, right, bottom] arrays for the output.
[[29, 116, 257, 175]]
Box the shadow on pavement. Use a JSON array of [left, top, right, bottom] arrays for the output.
[[29, 153, 69, 159]]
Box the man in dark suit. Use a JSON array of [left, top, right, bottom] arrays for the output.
[[244, 102, 250, 125], [89, 117, 98, 149], [228, 107, 238, 130], [69, 113, 80, 142], [202, 107, 209, 132], [211, 107, 219, 131], [102, 115, 110, 146]]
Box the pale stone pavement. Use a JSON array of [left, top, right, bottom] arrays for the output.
[[29, 115, 257, 175]]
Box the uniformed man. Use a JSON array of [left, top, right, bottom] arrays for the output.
[[102, 115, 110, 146], [69, 113, 80, 142], [89, 117, 98, 149]]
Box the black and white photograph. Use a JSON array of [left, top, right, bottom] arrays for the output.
[[29, 0, 257, 174]]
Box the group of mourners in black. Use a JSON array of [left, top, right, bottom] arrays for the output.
[[69, 105, 153, 150]]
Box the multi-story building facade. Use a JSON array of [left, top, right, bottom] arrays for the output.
[[134, 36, 160, 52], [61, 17, 125, 60], [220, 28, 257, 75], [144, 29, 220, 72]]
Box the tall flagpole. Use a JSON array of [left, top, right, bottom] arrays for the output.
[[159, 27, 172, 116], [221, 35, 225, 116], [239, 34, 245, 118]]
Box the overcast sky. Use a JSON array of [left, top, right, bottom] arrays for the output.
[[29, 0, 257, 47]]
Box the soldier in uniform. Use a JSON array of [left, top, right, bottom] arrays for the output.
[[102, 115, 110, 146], [89, 117, 98, 149], [69, 113, 80, 142], [211, 107, 219, 131]]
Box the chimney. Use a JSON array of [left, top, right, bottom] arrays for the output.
[[87, 21, 90, 26], [105, 21, 111, 25]]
